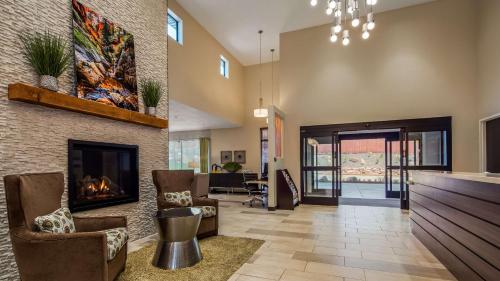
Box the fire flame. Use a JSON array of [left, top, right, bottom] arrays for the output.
[[87, 178, 110, 194]]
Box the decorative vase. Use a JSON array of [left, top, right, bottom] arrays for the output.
[[40, 75, 59, 91], [145, 107, 157, 116]]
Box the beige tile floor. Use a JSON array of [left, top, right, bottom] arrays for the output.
[[129, 200, 456, 281]]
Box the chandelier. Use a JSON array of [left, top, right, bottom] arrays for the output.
[[310, 0, 378, 45]]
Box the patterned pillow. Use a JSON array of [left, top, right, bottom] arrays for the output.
[[34, 207, 76, 234], [164, 190, 193, 207], [100, 227, 128, 260], [198, 206, 217, 218]]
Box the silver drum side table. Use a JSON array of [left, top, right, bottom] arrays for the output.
[[152, 207, 203, 269]]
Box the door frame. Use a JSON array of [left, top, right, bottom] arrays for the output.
[[338, 132, 399, 199], [300, 131, 340, 205], [479, 112, 500, 172], [300, 117, 452, 209], [385, 135, 403, 199]]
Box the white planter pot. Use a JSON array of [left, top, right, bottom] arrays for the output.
[[40, 75, 59, 92], [145, 107, 157, 116]]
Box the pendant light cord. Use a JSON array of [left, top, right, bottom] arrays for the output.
[[271, 49, 274, 106], [343, 0, 347, 25], [259, 30, 263, 107]]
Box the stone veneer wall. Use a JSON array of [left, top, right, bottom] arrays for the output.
[[0, 0, 169, 280]]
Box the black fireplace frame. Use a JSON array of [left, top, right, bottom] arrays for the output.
[[68, 139, 139, 213]]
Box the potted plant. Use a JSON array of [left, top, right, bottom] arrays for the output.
[[223, 162, 242, 173], [20, 31, 70, 92], [140, 79, 164, 116]]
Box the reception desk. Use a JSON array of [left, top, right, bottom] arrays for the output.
[[411, 172, 500, 281]]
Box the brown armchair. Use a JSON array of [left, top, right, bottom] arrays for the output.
[[152, 170, 218, 238], [3, 172, 127, 281]]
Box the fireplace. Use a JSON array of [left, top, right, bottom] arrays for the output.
[[68, 140, 139, 212]]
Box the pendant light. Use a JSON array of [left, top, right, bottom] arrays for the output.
[[342, 30, 350, 46], [351, 0, 360, 27], [330, 28, 338, 42], [362, 23, 370, 39], [253, 30, 268, 118], [367, 12, 376, 30]]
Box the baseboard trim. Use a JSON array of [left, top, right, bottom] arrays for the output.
[[131, 233, 158, 244], [267, 207, 276, 211]]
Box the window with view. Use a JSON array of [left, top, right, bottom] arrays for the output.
[[169, 139, 200, 173], [260, 128, 268, 176], [167, 9, 183, 44], [220, 55, 229, 78]]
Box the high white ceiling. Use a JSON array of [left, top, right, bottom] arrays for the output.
[[169, 100, 238, 132], [177, 0, 436, 65]]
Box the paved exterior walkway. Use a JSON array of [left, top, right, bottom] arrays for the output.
[[341, 183, 386, 199]]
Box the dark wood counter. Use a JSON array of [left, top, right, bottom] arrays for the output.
[[411, 172, 500, 281], [208, 173, 257, 189]]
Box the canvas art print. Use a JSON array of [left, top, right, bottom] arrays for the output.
[[221, 151, 232, 164], [72, 0, 138, 111], [234, 151, 246, 164]]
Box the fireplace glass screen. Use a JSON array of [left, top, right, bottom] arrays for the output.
[[68, 140, 139, 212]]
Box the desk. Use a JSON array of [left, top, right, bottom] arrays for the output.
[[244, 180, 268, 185], [209, 173, 258, 193]]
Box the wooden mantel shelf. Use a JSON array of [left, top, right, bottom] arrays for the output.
[[8, 83, 168, 129]]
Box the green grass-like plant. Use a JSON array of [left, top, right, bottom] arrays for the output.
[[223, 162, 242, 173], [140, 79, 164, 107], [19, 31, 71, 78]]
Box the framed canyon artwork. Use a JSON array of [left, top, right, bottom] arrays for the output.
[[72, 0, 138, 111]]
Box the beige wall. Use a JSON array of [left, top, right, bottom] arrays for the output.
[[279, 0, 480, 186], [168, 0, 245, 126], [0, 0, 169, 279], [478, 0, 500, 119], [211, 62, 279, 172]]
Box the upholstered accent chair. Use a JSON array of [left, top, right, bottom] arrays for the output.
[[192, 173, 210, 197], [3, 172, 127, 281], [152, 170, 218, 238]]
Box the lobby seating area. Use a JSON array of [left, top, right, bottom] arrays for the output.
[[4, 171, 222, 280]]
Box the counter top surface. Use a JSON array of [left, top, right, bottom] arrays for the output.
[[414, 171, 500, 185]]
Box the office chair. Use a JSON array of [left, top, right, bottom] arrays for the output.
[[242, 172, 267, 207]]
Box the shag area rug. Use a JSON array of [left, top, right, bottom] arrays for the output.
[[118, 236, 264, 281]]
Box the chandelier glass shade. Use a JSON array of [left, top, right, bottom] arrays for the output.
[[310, 0, 378, 45], [254, 109, 268, 118], [254, 98, 268, 118]]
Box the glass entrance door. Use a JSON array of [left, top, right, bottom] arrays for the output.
[[300, 132, 340, 205], [401, 129, 410, 210], [384, 130, 410, 209], [385, 137, 401, 199], [300, 117, 451, 210]]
